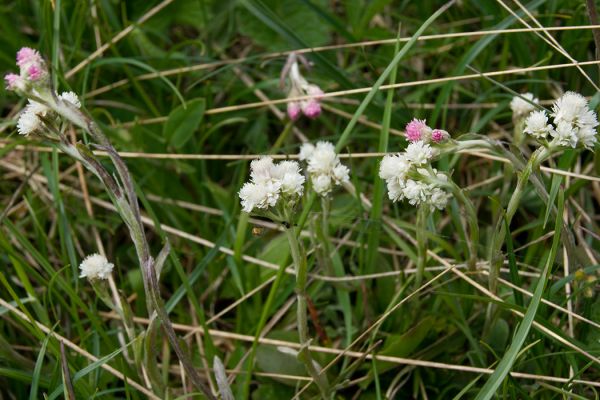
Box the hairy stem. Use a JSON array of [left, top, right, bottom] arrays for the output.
[[285, 226, 329, 399]]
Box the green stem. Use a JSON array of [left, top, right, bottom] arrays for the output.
[[487, 146, 552, 293], [415, 206, 428, 289], [448, 180, 479, 270], [285, 227, 329, 399]]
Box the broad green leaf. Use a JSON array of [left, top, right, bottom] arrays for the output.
[[164, 98, 206, 148]]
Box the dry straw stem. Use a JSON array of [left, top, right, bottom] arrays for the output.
[[111, 59, 600, 125], [0, 298, 160, 400], [99, 311, 600, 389], [84, 24, 600, 98], [2, 143, 599, 183]]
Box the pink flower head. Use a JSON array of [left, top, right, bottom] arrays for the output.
[[306, 84, 324, 99], [4, 73, 22, 90], [287, 101, 301, 120], [302, 100, 321, 119], [405, 118, 428, 142], [26, 65, 44, 81], [431, 129, 449, 143], [16, 47, 42, 68]]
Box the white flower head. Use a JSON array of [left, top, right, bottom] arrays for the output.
[[379, 154, 411, 182], [239, 181, 280, 213], [524, 110, 553, 139], [300, 141, 350, 196], [16, 100, 49, 136], [402, 179, 430, 206], [59, 91, 81, 108], [307, 141, 337, 175], [312, 174, 332, 195], [79, 253, 114, 280], [550, 121, 578, 148], [576, 125, 598, 149], [429, 187, 451, 210], [332, 163, 350, 184], [387, 178, 406, 202], [510, 92, 538, 118], [405, 141, 436, 166], [273, 161, 305, 196], [250, 157, 275, 185], [298, 143, 315, 161], [551, 91, 589, 126]]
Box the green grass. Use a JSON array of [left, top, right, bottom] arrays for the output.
[[1, 0, 600, 399]]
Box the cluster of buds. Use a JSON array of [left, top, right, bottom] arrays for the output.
[[299, 141, 349, 196], [4, 47, 48, 92], [523, 92, 599, 149], [281, 53, 324, 120], [379, 119, 454, 210], [239, 157, 305, 214]]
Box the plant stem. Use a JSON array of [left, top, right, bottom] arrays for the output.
[[487, 146, 551, 293], [448, 180, 479, 270], [284, 226, 329, 399], [415, 206, 428, 289]]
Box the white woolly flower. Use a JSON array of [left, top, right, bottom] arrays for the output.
[[306, 141, 337, 175], [250, 157, 275, 185], [510, 93, 538, 118], [524, 110, 553, 139], [576, 125, 598, 149], [332, 164, 350, 184], [312, 174, 332, 195], [429, 187, 451, 210], [387, 179, 406, 202], [404, 141, 435, 166], [551, 92, 589, 126], [273, 161, 305, 196], [402, 179, 430, 206], [379, 154, 411, 182], [59, 91, 81, 108], [239, 181, 281, 213], [79, 253, 114, 280], [300, 141, 349, 196], [550, 121, 578, 148], [298, 143, 315, 161], [16, 100, 48, 136]]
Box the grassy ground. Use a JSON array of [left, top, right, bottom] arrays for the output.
[[1, 0, 600, 399]]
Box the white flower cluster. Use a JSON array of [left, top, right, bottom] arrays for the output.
[[239, 157, 305, 213], [299, 141, 349, 196], [379, 141, 451, 210], [510, 92, 538, 118], [16, 91, 81, 136], [79, 253, 114, 280], [524, 91, 598, 149]]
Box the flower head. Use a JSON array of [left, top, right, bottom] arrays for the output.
[[550, 121, 578, 148], [551, 92, 590, 126], [299, 141, 349, 196], [239, 157, 304, 213], [379, 154, 411, 182], [524, 110, 553, 139], [16, 100, 49, 136], [405, 141, 435, 166], [301, 100, 321, 118], [510, 92, 538, 118], [287, 101, 301, 120], [431, 129, 449, 143], [16, 47, 43, 68], [405, 119, 430, 142], [4, 73, 24, 91], [59, 91, 81, 108], [284, 54, 324, 120], [79, 253, 114, 280]]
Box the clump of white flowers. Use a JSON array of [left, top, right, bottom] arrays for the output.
[[524, 91, 598, 149], [298, 141, 349, 196], [510, 92, 538, 119], [282, 53, 324, 120], [79, 253, 114, 280], [239, 157, 305, 213], [379, 118, 453, 210], [379, 140, 451, 210]]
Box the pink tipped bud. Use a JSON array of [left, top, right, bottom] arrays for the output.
[[405, 118, 428, 142], [306, 84, 324, 99], [302, 100, 321, 119], [287, 102, 301, 120], [4, 73, 22, 90], [26, 65, 44, 81], [16, 47, 42, 68], [431, 129, 449, 143]]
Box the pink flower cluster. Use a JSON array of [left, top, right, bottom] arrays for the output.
[[404, 118, 449, 144], [4, 47, 48, 91], [284, 55, 324, 121]]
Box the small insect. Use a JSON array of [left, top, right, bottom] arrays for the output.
[[252, 226, 265, 236]]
